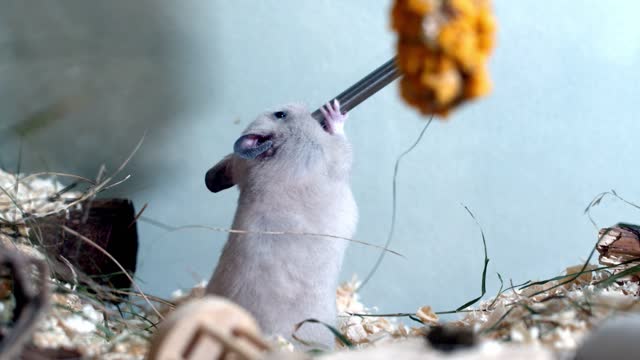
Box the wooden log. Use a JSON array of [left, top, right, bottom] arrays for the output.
[[597, 223, 640, 266], [20, 345, 82, 360], [33, 198, 139, 292], [597, 223, 640, 283]]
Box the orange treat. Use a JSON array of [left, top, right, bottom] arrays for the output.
[[391, 0, 497, 117]]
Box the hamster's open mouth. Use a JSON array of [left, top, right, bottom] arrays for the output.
[[242, 134, 273, 148], [234, 133, 275, 160]]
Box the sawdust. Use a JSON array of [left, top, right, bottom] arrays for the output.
[[2, 168, 640, 359], [333, 264, 640, 358]]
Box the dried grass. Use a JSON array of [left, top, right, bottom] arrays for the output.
[[328, 191, 640, 358]]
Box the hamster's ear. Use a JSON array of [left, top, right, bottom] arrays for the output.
[[205, 155, 235, 193]]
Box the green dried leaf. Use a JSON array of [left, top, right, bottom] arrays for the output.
[[292, 318, 354, 348], [455, 205, 489, 311]]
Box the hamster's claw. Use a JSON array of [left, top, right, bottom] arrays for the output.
[[321, 99, 347, 135]]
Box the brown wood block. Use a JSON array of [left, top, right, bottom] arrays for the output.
[[598, 225, 640, 263], [20, 345, 82, 360], [33, 198, 138, 292]]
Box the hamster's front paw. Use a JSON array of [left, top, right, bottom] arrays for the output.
[[320, 99, 348, 135]]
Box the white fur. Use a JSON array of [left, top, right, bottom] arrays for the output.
[[205, 102, 357, 349]]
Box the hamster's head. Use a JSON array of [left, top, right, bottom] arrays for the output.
[[205, 103, 351, 193], [233, 103, 327, 161]]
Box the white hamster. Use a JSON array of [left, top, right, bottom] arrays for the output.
[[204, 100, 358, 348]]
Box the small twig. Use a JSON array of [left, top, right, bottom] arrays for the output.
[[358, 116, 434, 290], [344, 312, 415, 318], [146, 220, 405, 258], [486, 273, 504, 310], [480, 307, 516, 334], [18, 172, 97, 186], [526, 229, 611, 298], [343, 308, 483, 318], [109, 288, 176, 309], [58, 255, 78, 291], [16, 134, 145, 223], [519, 257, 640, 291], [453, 205, 490, 311], [61, 226, 164, 320], [99, 174, 132, 193], [13, 138, 23, 196], [292, 318, 353, 349], [47, 182, 79, 202], [128, 203, 148, 229]]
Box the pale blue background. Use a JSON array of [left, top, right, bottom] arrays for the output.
[[1, 1, 640, 315]]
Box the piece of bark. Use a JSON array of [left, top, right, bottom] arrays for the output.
[[20, 345, 82, 360], [33, 199, 138, 292], [597, 223, 640, 266], [597, 223, 640, 284]]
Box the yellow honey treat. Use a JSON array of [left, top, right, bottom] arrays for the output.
[[451, 0, 476, 17], [420, 69, 461, 105], [391, 0, 497, 117], [465, 65, 491, 98], [406, 0, 435, 15]]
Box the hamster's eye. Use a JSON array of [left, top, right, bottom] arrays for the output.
[[273, 111, 287, 119]]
